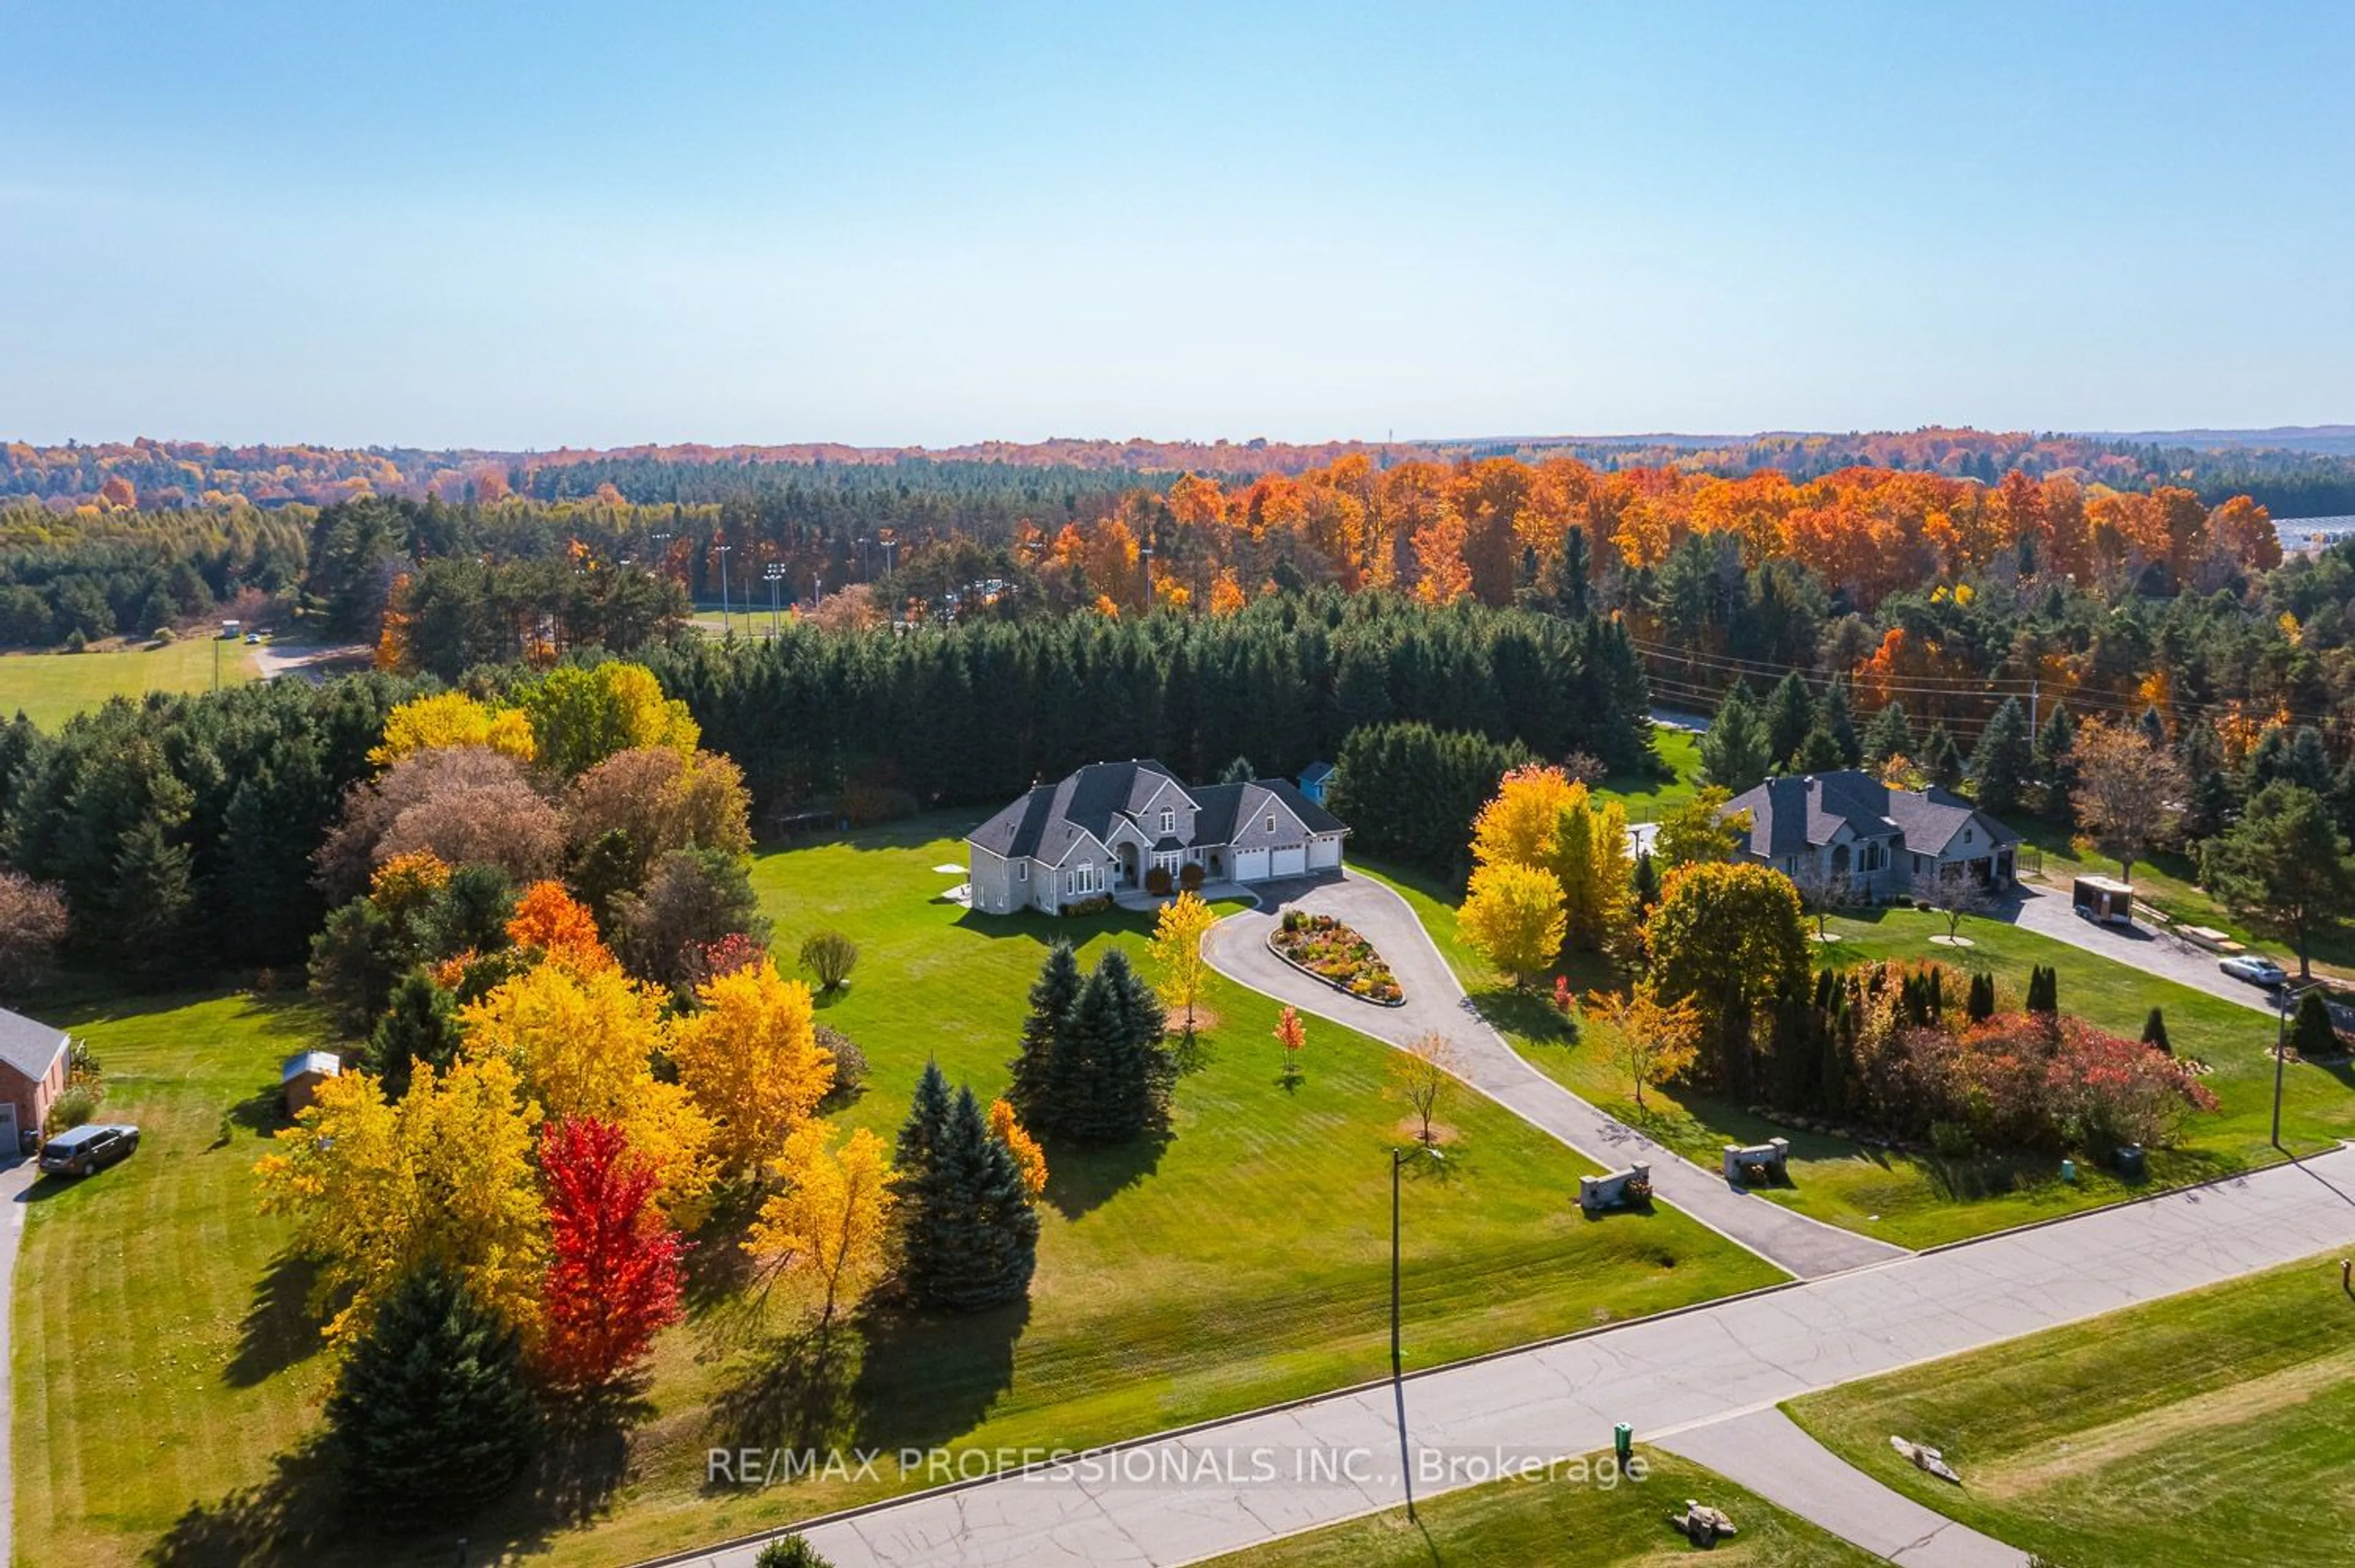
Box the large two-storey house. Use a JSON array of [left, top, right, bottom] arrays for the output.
[[1721, 770, 2019, 901], [967, 760, 1348, 916]]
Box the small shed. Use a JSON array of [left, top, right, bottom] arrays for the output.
[[0, 1007, 70, 1152], [281, 1051, 342, 1116], [2073, 874, 2134, 926], [1297, 760, 1336, 806]]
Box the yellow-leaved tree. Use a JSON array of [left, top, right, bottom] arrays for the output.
[[369, 690, 538, 767], [460, 960, 716, 1225], [746, 1123, 896, 1333], [1583, 981, 1702, 1110], [1458, 860, 1566, 987], [1551, 784, 1634, 954], [987, 1097, 1049, 1199], [256, 1057, 545, 1343], [1471, 765, 1576, 873], [670, 958, 836, 1180], [1147, 890, 1217, 1043], [521, 662, 699, 778]]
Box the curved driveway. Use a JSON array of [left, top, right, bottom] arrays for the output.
[[1203, 873, 1904, 1280]]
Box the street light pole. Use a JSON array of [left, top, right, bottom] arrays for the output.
[[765, 563, 785, 639], [716, 545, 733, 637], [1390, 1144, 1442, 1523], [2273, 981, 2318, 1150]]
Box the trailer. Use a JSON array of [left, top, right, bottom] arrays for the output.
[[2073, 874, 2134, 926]]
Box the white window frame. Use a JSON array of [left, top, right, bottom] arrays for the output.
[[1160, 808, 1175, 833], [1016, 862, 1028, 882]]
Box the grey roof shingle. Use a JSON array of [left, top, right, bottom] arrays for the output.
[[0, 1006, 67, 1085], [1723, 770, 2017, 860], [971, 765, 1347, 863]]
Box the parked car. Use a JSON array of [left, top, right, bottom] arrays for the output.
[[243, 632, 261, 644], [2220, 955, 2289, 989], [38, 1123, 139, 1177]]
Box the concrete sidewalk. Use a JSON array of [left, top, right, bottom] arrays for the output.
[[675, 1148, 2355, 1568], [1203, 873, 1904, 1279]]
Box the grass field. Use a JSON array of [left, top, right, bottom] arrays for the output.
[[0, 638, 258, 730], [1787, 1253, 2355, 1567], [1362, 860, 2355, 1249], [1195, 1446, 1882, 1567], [1598, 727, 1704, 822], [16, 819, 1780, 1567]]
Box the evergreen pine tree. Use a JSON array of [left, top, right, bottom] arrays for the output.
[[1795, 722, 1847, 775], [324, 1262, 539, 1521], [1008, 941, 1080, 1122], [1218, 755, 1256, 785], [2034, 704, 2077, 824], [1699, 681, 1771, 792], [1924, 723, 1966, 790], [1816, 676, 1863, 767], [2025, 964, 2058, 1015], [1862, 700, 1914, 771], [1764, 671, 1816, 772], [1966, 971, 1996, 1023], [1098, 946, 1172, 1129], [2293, 990, 2339, 1058], [109, 819, 193, 980], [2137, 704, 2169, 752], [905, 1087, 1040, 1312], [2141, 1006, 2170, 1055], [371, 968, 462, 1101], [1970, 697, 2033, 817], [1630, 849, 1660, 916]]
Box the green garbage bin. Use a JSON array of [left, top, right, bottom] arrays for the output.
[[2061, 1158, 2076, 1183], [1614, 1422, 1632, 1462]]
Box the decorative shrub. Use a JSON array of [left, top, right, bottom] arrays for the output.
[[1269, 914, 1403, 1004], [756, 1537, 834, 1568], [1144, 866, 1173, 896], [1179, 862, 1204, 891], [46, 1084, 99, 1134], [798, 928, 859, 992], [1060, 895, 1113, 917], [815, 1024, 868, 1104]]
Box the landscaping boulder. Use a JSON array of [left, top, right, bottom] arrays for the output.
[[1667, 1500, 1738, 1547], [1890, 1435, 1962, 1483]]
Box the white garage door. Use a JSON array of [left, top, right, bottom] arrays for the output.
[[1271, 846, 1308, 878], [1308, 836, 1341, 869], [1234, 848, 1269, 882]]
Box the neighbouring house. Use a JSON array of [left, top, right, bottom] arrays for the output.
[[0, 1006, 69, 1151], [967, 759, 1349, 915], [1721, 770, 2020, 902], [281, 1050, 342, 1117], [1296, 760, 1335, 807]]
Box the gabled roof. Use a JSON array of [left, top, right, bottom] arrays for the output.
[[0, 1006, 67, 1085], [1193, 778, 1349, 848], [282, 1050, 342, 1084], [1298, 760, 1334, 785], [1723, 771, 2017, 860], [967, 760, 1190, 861]]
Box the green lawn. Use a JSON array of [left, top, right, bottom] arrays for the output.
[[18, 820, 1780, 1566], [1196, 1446, 1882, 1567], [13, 990, 330, 1568], [1597, 726, 1704, 822], [1787, 1253, 2355, 1568], [1360, 862, 2355, 1249], [0, 638, 258, 730]]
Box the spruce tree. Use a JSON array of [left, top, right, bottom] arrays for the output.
[[1795, 722, 1847, 775], [324, 1262, 539, 1521], [1631, 849, 1660, 916], [1699, 681, 1771, 792], [1099, 946, 1172, 1129], [1008, 942, 1081, 1122], [1924, 724, 1966, 791], [371, 968, 462, 1101], [1862, 700, 1914, 771], [1764, 671, 1816, 772], [1816, 676, 1863, 767], [1045, 962, 1127, 1142], [1970, 697, 2032, 817], [2293, 990, 2339, 1059], [1966, 971, 1996, 1023], [903, 1086, 1039, 1312], [2137, 704, 2169, 752], [2034, 704, 2077, 824], [2141, 1006, 2170, 1054]]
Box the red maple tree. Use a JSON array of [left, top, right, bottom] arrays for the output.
[[538, 1116, 686, 1388]]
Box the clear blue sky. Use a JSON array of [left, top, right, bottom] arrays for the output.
[[7, 2, 2351, 448]]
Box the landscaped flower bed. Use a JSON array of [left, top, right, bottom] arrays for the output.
[[1269, 909, 1404, 1005]]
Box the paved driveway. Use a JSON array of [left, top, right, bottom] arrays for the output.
[[1203, 873, 1903, 1280], [683, 1147, 2355, 1568], [2002, 882, 2276, 1016]]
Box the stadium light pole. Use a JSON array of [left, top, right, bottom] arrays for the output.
[[715, 544, 733, 637]]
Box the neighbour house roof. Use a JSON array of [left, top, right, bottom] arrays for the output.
[[1723, 771, 2018, 862], [281, 1051, 342, 1084], [0, 1006, 67, 1085], [1298, 760, 1334, 785]]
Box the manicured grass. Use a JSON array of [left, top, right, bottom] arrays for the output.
[[1596, 726, 1704, 822], [1195, 1446, 1882, 1567], [1360, 862, 2355, 1249], [20, 821, 1779, 1566], [14, 989, 329, 1568], [0, 638, 258, 731], [1787, 1253, 2355, 1567]]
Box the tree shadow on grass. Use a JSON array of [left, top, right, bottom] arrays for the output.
[[706, 1325, 865, 1460], [520, 1383, 657, 1532], [226, 1250, 322, 1388], [145, 1439, 346, 1567], [681, 1184, 764, 1320], [1040, 1125, 1171, 1220], [851, 1296, 1029, 1458], [213, 1081, 286, 1148]]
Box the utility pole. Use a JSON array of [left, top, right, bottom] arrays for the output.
[[2029, 677, 2040, 735], [716, 544, 733, 637], [1390, 1144, 1442, 1522]]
